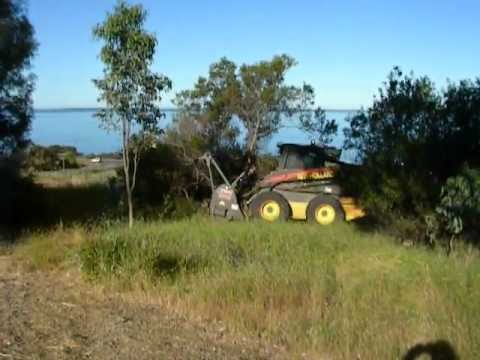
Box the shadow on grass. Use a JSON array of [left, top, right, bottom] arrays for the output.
[[2, 180, 120, 243], [403, 340, 459, 360], [34, 184, 120, 225], [348, 216, 379, 233], [153, 254, 205, 280], [349, 213, 432, 246]]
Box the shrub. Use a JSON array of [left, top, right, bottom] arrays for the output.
[[25, 144, 59, 171], [343, 68, 480, 229], [126, 141, 247, 210], [427, 167, 480, 250], [47, 145, 78, 155], [24, 144, 80, 172], [61, 150, 79, 169], [131, 143, 203, 206]]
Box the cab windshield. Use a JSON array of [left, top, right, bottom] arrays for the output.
[[279, 146, 326, 170]]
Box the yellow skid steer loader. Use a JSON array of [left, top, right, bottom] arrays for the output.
[[201, 143, 365, 225]]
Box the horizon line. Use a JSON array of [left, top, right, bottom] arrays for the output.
[[34, 107, 362, 113]]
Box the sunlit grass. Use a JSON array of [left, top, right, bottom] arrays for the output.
[[14, 226, 85, 271], [14, 217, 480, 358], [34, 168, 117, 187]]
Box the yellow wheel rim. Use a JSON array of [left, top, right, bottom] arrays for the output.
[[260, 200, 281, 222], [315, 204, 336, 225]]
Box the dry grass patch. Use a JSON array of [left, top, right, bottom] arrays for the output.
[[14, 226, 86, 271]]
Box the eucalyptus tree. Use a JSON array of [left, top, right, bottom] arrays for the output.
[[93, 1, 171, 228], [174, 55, 337, 175]]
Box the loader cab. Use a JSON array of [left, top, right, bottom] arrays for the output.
[[277, 143, 341, 170]]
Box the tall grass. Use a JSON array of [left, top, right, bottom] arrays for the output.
[[73, 218, 480, 359], [14, 226, 85, 270]]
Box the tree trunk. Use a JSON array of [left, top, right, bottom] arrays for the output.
[[123, 161, 134, 229], [244, 117, 260, 177], [122, 117, 134, 229], [127, 188, 134, 229]]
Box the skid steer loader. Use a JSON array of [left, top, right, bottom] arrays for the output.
[[200, 143, 365, 225]]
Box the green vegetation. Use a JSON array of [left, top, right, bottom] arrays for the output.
[[14, 218, 480, 358], [427, 167, 480, 250], [343, 68, 480, 244], [1, 1, 479, 357], [0, 0, 37, 232], [0, 0, 36, 156], [93, 1, 172, 228], [14, 226, 85, 271], [25, 144, 79, 172], [34, 167, 116, 187], [171, 55, 337, 186]]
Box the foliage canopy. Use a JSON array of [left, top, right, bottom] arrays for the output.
[[93, 0, 171, 227], [171, 55, 337, 190], [0, 0, 36, 156], [343, 67, 480, 239]]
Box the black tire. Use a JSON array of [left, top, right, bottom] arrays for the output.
[[307, 195, 344, 225], [249, 191, 290, 222]]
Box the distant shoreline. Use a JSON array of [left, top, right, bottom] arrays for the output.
[[34, 107, 179, 113], [34, 107, 361, 113]]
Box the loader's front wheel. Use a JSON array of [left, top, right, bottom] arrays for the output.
[[307, 195, 344, 225], [250, 192, 290, 222]]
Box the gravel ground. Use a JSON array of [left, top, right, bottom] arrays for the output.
[[0, 256, 284, 360]]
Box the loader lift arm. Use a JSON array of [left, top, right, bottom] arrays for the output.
[[199, 152, 246, 191]]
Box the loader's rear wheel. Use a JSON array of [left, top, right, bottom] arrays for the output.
[[250, 192, 290, 222], [307, 195, 344, 226]]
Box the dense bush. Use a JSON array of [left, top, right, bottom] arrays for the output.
[[46, 145, 78, 155], [129, 140, 280, 211], [126, 143, 204, 205], [112, 142, 209, 220], [343, 67, 480, 237], [61, 150, 79, 169], [24, 145, 58, 171], [24, 144, 79, 172]]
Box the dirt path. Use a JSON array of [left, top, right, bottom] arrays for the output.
[[0, 256, 282, 360]]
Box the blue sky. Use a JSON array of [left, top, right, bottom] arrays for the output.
[[29, 0, 479, 109]]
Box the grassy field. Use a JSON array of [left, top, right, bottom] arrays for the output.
[[34, 167, 117, 187], [13, 218, 480, 359]]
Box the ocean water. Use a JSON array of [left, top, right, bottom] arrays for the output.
[[31, 109, 357, 160]]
